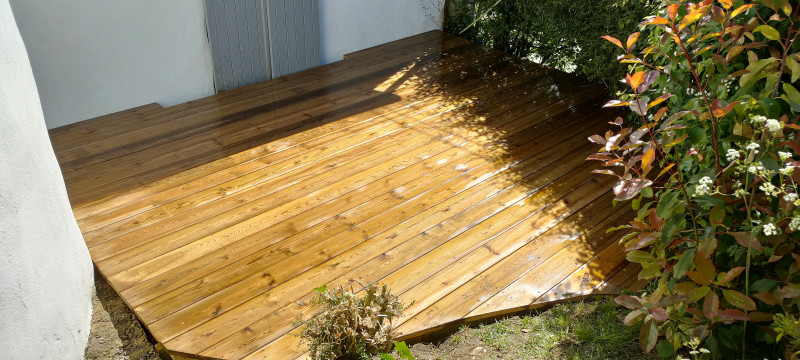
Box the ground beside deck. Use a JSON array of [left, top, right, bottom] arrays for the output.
[[50, 31, 645, 360]]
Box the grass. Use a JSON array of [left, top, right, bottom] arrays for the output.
[[383, 295, 660, 360]]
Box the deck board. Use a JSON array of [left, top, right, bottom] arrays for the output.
[[51, 31, 643, 360]]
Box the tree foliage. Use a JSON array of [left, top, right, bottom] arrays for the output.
[[444, 0, 659, 90]]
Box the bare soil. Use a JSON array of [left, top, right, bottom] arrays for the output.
[[84, 270, 161, 360]]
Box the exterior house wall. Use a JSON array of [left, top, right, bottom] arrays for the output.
[[9, 0, 215, 129], [0, 0, 94, 358], [9, 0, 443, 128], [318, 0, 444, 64]]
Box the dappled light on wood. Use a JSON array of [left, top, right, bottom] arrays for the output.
[[49, 31, 641, 360]]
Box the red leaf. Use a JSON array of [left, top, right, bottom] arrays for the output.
[[640, 318, 658, 354], [603, 99, 630, 107], [615, 295, 643, 309], [719, 267, 745, 286], [588, 135, 607, 145], [627, 32, 641, 51], [641, 147, 656, 173], [732, 232, 762, 251], [628, 71, 646, 90], [667, 4, 680, 20], [648, 209, 663, 231], [687, 271, 712, 286], [649, 307, 667, 321], [613, 178, 653, 201], [641, 16, 670, 26], [602, 35, 624, 50], [718, 309, 749, 322], [697, 236, 717, 258], [753, 291, 780, 305], [638, 71, 659, 93], [703, 291, 719, 319], [781, 284, 800, 298]]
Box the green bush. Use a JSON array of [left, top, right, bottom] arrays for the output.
[[299, 283, 406, 360], [444, 0, 659, 90], [586, 0, 800, 358]]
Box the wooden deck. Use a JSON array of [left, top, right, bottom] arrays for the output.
[[50, 31, 645, 359]]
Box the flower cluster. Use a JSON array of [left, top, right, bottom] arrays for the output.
[[694, 176, 714, 197]]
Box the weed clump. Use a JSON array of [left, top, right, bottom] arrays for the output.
[[299, 283, 405, 360]]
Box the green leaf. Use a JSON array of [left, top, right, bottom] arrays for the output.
[[656, 191, 681, 219], [381, 355, 397, 360], [627, 250, 656, 263], [640, 262, 662, 280], [754, 24, 781, 41], [640, 317, 659, 354], [740, 57, 776, 90], [642, 187, 653, 198], [394, 341, 415, 359], [656, 340, 675, 358], [660, 216, 683, 244], [782, 83, 800, 107], [750, 278, 778, 292], [788, 57, 800, 83], [675, 249, 696, 279], [313, 284, 327, 293], [624, 310, 646, 326], [688, 127, 706, 144], [722, 289, 757, 311], [709, 206, 725, 225], [694, 195, 725, 208]]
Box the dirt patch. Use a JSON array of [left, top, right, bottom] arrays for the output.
[[85, 270, 161, 360]]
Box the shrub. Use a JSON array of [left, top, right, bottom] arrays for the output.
[[299, 283, 406, 360], [444, 0, 659, 90], [587, 0, 800, 358]]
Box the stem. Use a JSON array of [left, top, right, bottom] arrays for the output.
[[771, 21, 798, 98], [672, 22, 723, 173], [633, 92, 700, 242]]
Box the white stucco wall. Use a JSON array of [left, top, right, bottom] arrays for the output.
[[0, 1, 94, 358], [8, 0, 215, 129], [319, 0, 444, 64]]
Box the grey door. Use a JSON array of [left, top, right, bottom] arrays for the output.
[[204, 0, 320, 92]]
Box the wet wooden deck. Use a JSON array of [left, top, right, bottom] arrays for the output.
[[50, 31, 645, 359]]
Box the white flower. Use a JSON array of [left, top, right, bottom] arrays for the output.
[[726, 148, 740, 162], [781, 165, 795, 176], [694, 176, 713, 197], [766, 119, 782, 133], [746, 142, 760, 154], [790, 218, 800, 231], [748, 162, 765, 174], [780, 151, 793, 161], [760, 181, 779, 197], [763, 223, 778, 236], [785, 193, 798, 203], [751, 115, 767, 124]]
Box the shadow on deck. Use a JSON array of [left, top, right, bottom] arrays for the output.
[[50, 30, 646, 360]]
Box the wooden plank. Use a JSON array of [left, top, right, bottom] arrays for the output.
[[48, 103, 163, 153], [56, 31, 637, 360], [56, 32, 469, 173], [160, 107, 613, 356], [84, 53, 547, 264], [60, 40, 486, 205], [464, 214, 633, 321], [74, 50, 550, 235], [121, 86, 606, 317], [395, 192, 631, 337]]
